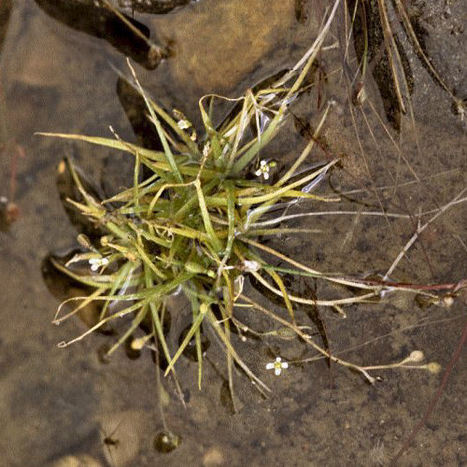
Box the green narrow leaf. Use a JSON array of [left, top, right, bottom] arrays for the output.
[[164, 303, 208, 376], [194, 179, 222, 252], [148, 97, 200, 155], [100, 261, 135, 320], [266, 268, 295, 324], [126, 59, 183, 182], [106, 305, 148, 356]]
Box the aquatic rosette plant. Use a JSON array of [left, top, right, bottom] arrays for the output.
[[41, 13, 460, 401]]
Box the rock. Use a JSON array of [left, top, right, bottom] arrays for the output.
[[202, 446, 225, 466], [51, 455, 102, 467]]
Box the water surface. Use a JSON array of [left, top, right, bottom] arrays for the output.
[[0, 1, 465, 465]]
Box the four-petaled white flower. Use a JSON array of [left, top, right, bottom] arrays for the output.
[[266, 357, 289, 376], [242, 259, 260, 273], [255, 159, 276, 180], [89, 256, 109, 272], [176, 119, 191, 130], [202, 141, 211, 158]]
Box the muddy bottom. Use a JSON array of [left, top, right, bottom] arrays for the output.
[[0, 1, 465, 466]]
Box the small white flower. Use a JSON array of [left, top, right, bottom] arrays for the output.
[[242, 259, 260, 273], [265, 357, 289, 376], [177, 119, 191, 130], [202, 141, 211, 158], [254, 159, 276, 180], [255, 160, 269, 179], [89, 256, 109, 272]]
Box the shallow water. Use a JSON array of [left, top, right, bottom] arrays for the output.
[[0, 1, 466, 466]]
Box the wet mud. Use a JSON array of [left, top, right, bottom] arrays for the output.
[[0, 1, 465, 466]]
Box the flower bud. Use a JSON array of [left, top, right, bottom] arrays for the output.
[[427, 362, 441, 374], [408, 350, 424, 362]]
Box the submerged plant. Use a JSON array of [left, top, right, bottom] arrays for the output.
[[40, 3, 463, 401]]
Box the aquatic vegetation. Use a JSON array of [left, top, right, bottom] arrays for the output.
[[346, 0, 465, 127], [40, 2, 464, 404]]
